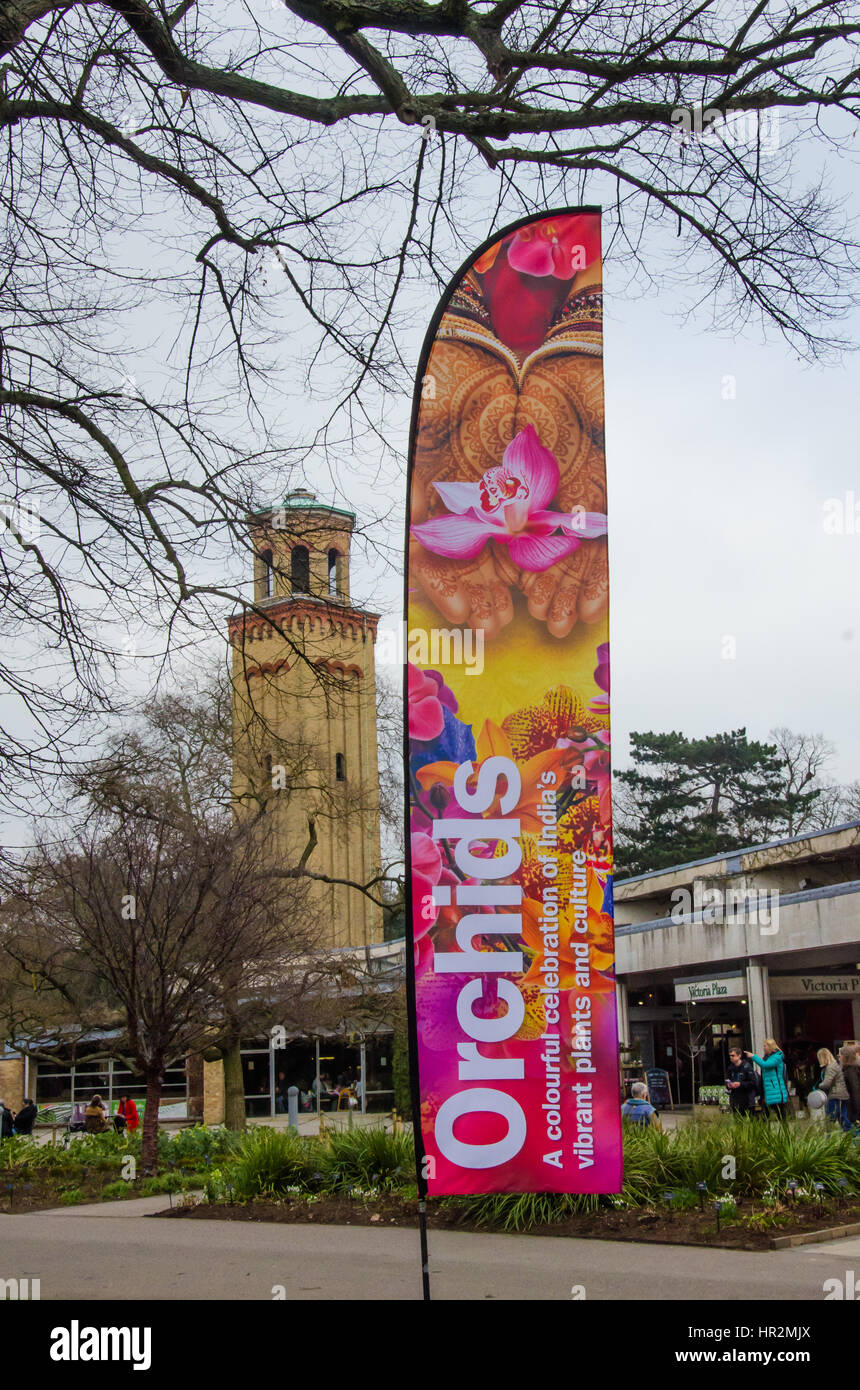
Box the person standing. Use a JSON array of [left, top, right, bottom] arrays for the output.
[[745, 1039, 790, 1120], [726, 1047, 758, 1116], [0, 1100, 14, 1139], [817, 1048, 850, 1127], [116, 1094, 139, 1134], [839, 1045, 860, 1128], [13, 1098, 37, 1136]]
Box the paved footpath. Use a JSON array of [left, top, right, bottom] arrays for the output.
[[2, 1201, 859, 1300]]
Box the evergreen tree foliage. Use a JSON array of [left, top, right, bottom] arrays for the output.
[[613, 727, 817, 877]]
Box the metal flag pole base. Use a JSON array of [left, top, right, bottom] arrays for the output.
[[418, 1195, 431, 1302]]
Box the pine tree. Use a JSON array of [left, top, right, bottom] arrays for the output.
[[615, 728, 788, 877]]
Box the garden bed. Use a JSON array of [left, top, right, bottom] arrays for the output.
[[0, 1168, 121, 1213], [4, 1117, 859, 1251], [156, 1191, 860, 1251], [0, 1165, 203, 1212], [0, 1126, 233, 1212]]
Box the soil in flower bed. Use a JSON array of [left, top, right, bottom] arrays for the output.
[[0, 1167, 195, 1213], [0, 1170, 120, 1212], [155, 1194, 860, 1250]]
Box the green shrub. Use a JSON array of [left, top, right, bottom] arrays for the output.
[[138, 1173, 191, 1196], [445, 1191, 577, 1231], [1, 1133, 140, 1173], [325, 1127, 414, 1193], [64, 1133, 139, 1169], [656, 1186, 702, 1212], [230, 1127, 324, 1199], [0, 1136, 69, 1171], [617, 1124, 666, 1203], [763, 1124, 860, 1194], [57, 1188, 85, 1205], [739, 1208, 791, 1232], [101, 1180, 136, 1201], [617, 1116, 860, 1201], [158, 1125, 238, 1162], [437, 1121, 860, 1233], [202, 1167, 231, 1203]]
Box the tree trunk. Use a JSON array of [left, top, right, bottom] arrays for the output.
[[186, 1051, 204, 1122], [141, 1072, 164, 1174], [222, 1038, 246, 1132]]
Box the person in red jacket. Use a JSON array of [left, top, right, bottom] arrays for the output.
[[116, 1094, 139, 1134]]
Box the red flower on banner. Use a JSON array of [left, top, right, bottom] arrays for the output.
[[507, 215, 601, 280], [475, 214, 601, 352], [484, 259, 568, 353], [414, 932, 433, 979]]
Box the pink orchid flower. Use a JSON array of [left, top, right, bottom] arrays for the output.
[[411, 830, 461, 981], [410, 425, 607, 572], [411, 830, 445, 941], [408, 663, 454, 741], [507, 214, 601, 280]]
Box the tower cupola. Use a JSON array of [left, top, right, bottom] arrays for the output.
[[250, 490, 354, 605]]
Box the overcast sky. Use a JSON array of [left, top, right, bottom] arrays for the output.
[[602, 288, 860, 782]]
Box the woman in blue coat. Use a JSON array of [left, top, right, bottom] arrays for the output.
[[745, 1039, 790, 1120]]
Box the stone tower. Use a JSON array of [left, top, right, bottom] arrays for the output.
[[229, 490, 383, 948]]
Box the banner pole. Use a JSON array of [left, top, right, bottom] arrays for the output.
[[417, 1195, 431, 1301], [404, 861, 432, 1299], [403, 674, 432, 1302], [402, 490, 432, 1299]]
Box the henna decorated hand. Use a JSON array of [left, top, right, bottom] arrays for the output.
[[518, 537, 609, 639], [409, 540, 515, 639], [410, 274, 606, 641]]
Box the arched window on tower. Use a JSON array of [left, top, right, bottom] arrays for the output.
[[290, 545, 310, 595], [335, 752, 346, 782], [328, 548, 339, 598], [261, 549, 274, 599]]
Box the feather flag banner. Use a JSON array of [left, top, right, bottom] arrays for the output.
[[404, 209, 622, 1195]]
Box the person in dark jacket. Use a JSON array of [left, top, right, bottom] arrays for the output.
[[13, 1098, 37, 1136], [0, 1101, 14, 1139], [745, 1039, 790, 1120], [726, 1047, 758, 1116], [838, 1045, 860, 1128]]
